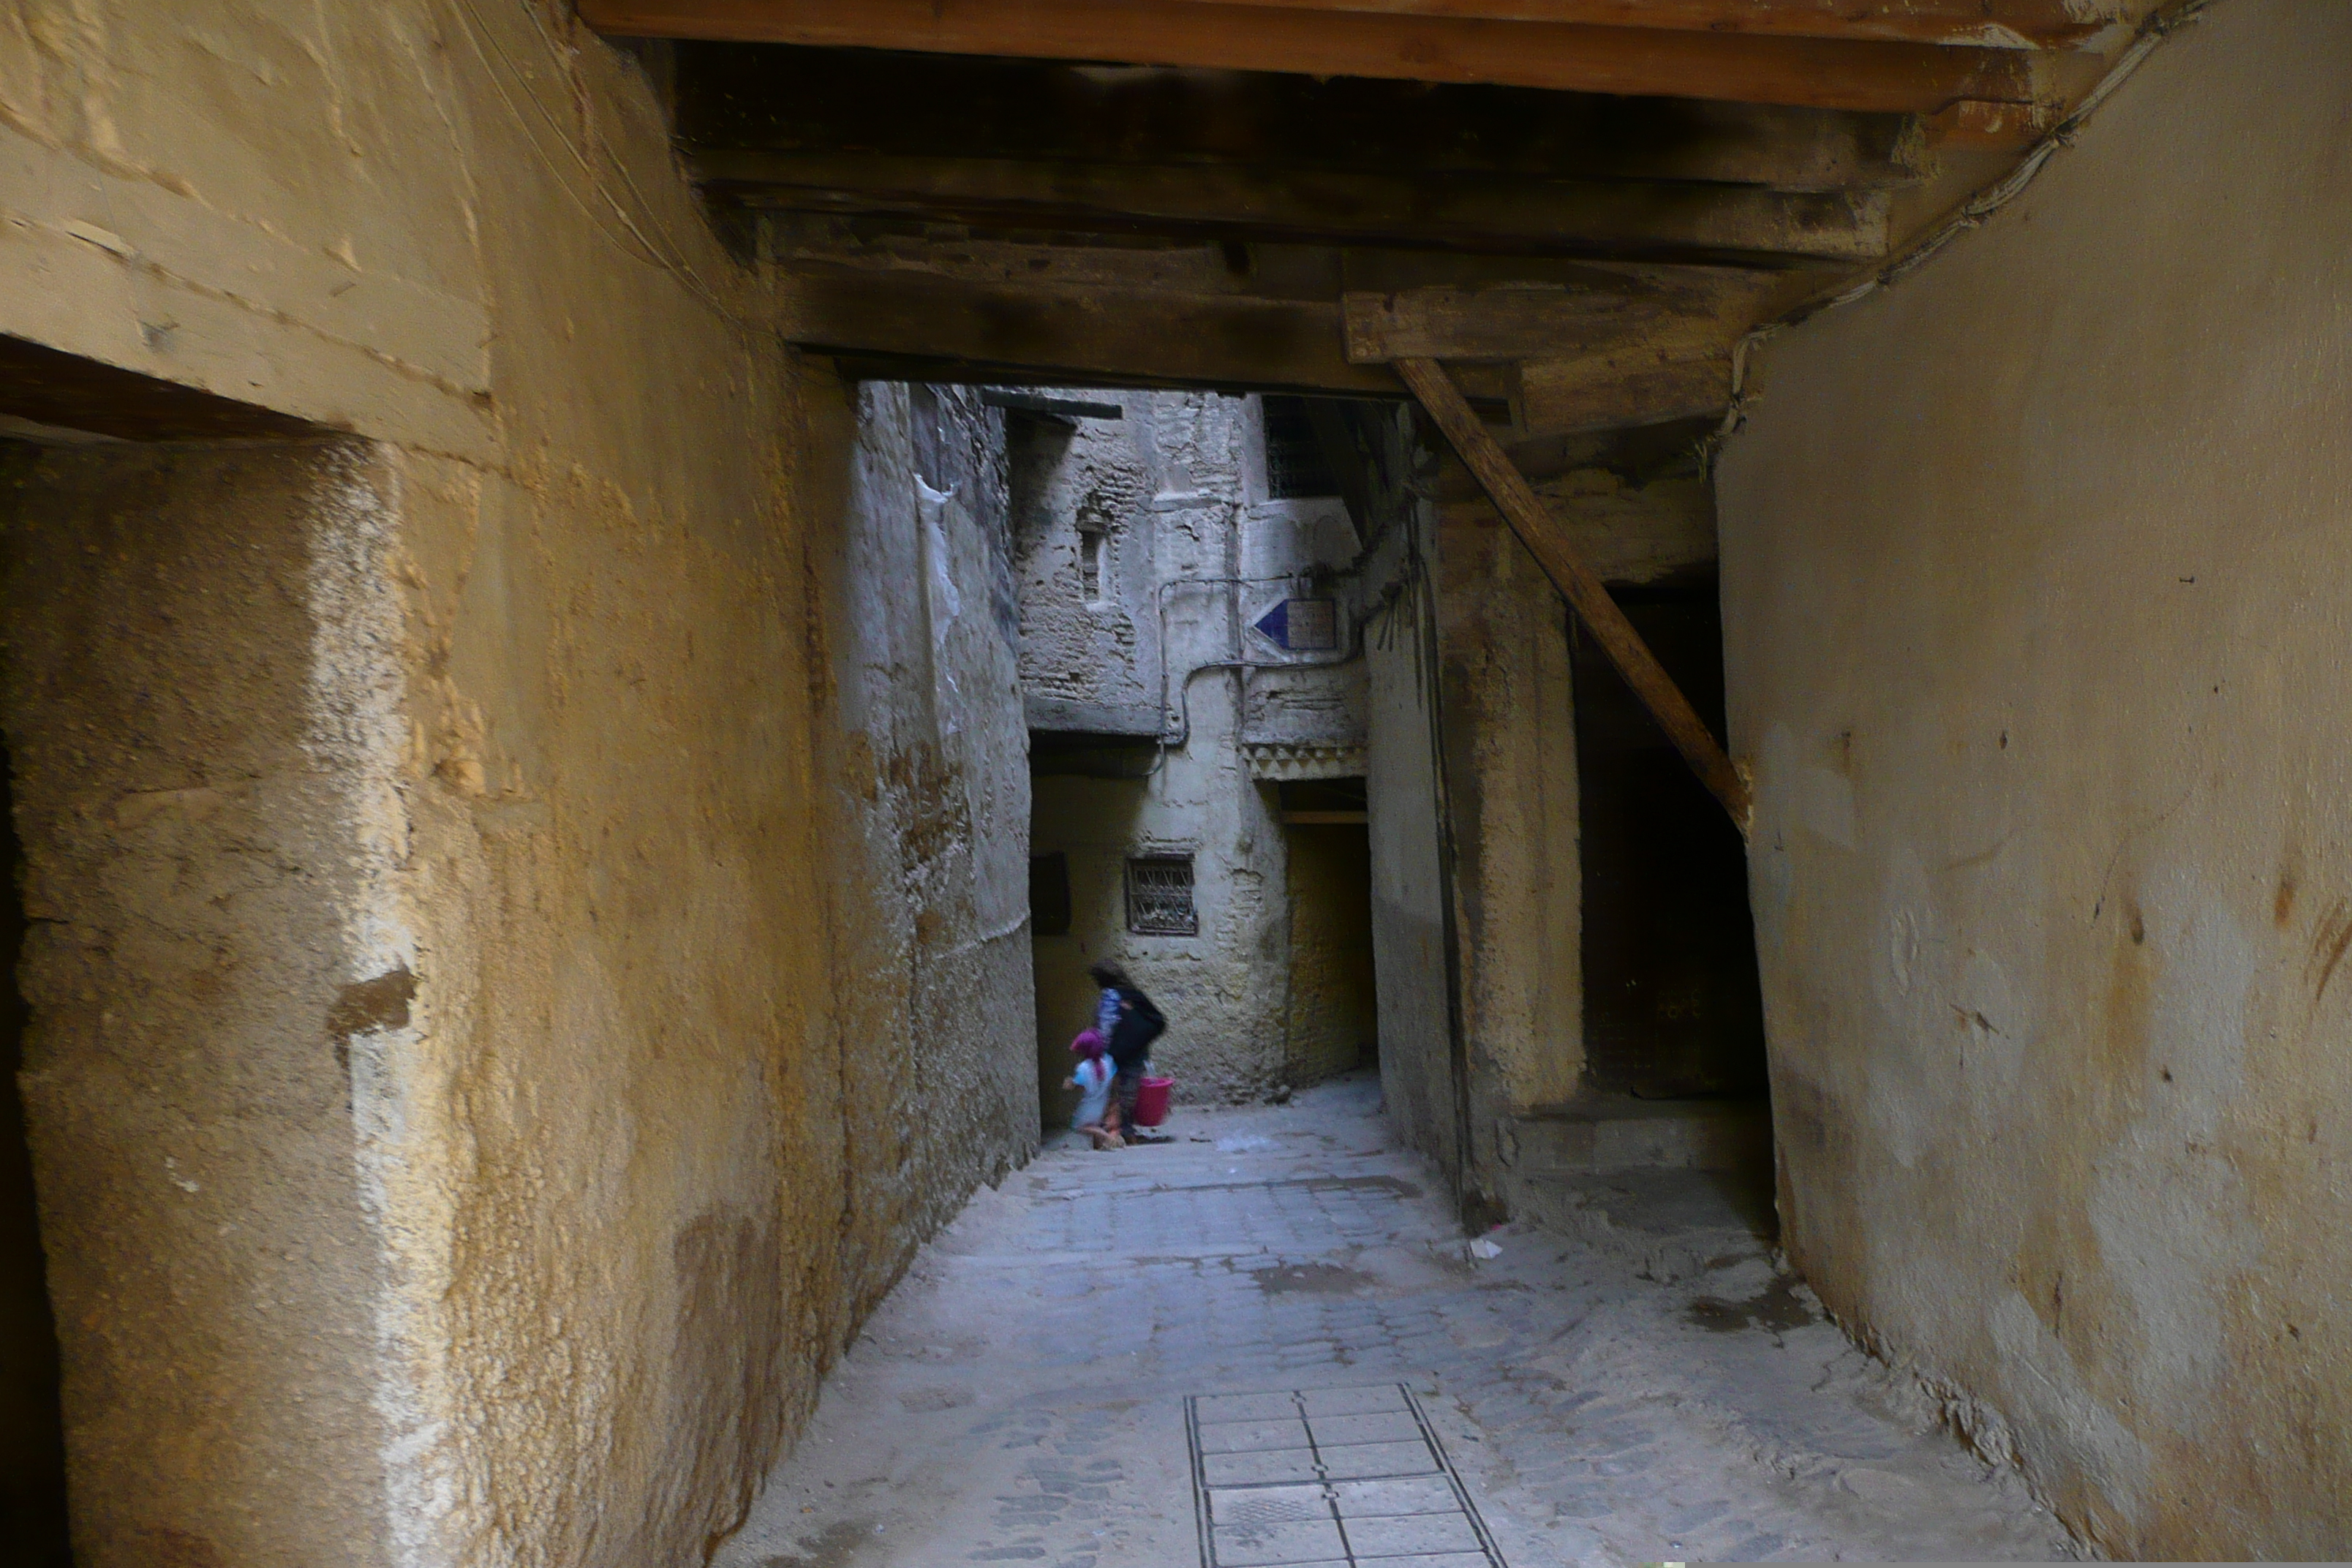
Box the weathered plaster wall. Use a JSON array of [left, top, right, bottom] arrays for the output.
[[1382, 446, 1711, 1205], [1436, 510, 1583, 1172], [1427, 458, 1716, 1149], [1010, 404, 1161, 736], [1030, 758, 1289, 1106], [1718, 1, 2352, 1554], [1365, 508, 1460, 1177], [0, 9, 1032, 1567], [1365, 476, 1586, 1205], [818, 380, 1036, 1288]]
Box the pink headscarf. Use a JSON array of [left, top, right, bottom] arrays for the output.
[[1068, 1028, 1107, 1060]]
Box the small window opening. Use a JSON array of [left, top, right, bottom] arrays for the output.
[[1262, 395, 1339, 500], [1079, 530, 1105, 603], [1125, 855, 1197, 935]]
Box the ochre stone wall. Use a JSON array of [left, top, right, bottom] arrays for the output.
[[385, 372, 832, 1568], [0, 8, 1033, 1567], [1717, 1, 2352, 1553]]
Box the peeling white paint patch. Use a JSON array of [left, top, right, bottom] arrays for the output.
[[919, 476, 966, 734], [304, 448, 457, 1567]]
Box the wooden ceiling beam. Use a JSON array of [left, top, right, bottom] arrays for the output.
[[582, 0, 2048, 113], [1345, 284, 1673, 363], [777, 267, 1518, 404], [1158, 0, 2123, 50], [675, 45, 1928, 194], [1518, 347, 1730, 437], [760, 216, 1827, 320], [700, 150, 1891, 263], [758, 222, 1796, 430], [791, 270, 1746, 435]]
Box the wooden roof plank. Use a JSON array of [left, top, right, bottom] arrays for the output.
[[581, 0, 2049, 113], [674, 43, 1929, 193], [698, 149, 1892, 262], [1156, 0, 2124, 50], [1518, 345, 1730, 435], [782, 267, 1513, 400], [759, 216, 1831, 322], [1346, 284, 1669, 363]]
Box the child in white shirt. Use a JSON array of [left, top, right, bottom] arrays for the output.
[[1065, 1029, 1120, 1150]]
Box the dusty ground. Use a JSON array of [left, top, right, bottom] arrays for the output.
[[715, 1075, 2076, 1567]]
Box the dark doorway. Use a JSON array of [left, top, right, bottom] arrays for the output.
[[0, 350, 327, 1568], [1279, 778, 1379, 1085], [1573, 581, 1765, 1101], [0, 734, 72, 1566]]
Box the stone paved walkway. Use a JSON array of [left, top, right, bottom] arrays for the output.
[[715, 1075, 2076, 1567]]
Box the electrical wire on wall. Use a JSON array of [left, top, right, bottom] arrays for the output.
[[1152, 573, 1368, 753], [1700, 0, 2217, 472], [440, 0, 751, 333], [1082, 399, 1425, 794], [1142, 396, 1422, 758]]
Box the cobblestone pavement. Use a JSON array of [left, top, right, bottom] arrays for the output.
[[715, 1075, 2076, 1567]]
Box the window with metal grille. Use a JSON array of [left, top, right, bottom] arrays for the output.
[[1125, 855, 1197, 935], [1261, 395, 1338, 500]]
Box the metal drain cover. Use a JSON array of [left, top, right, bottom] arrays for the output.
[[1186, 1383, 1507, 1567]]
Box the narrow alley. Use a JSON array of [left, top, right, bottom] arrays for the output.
[[0, 3, 2346, 1567], [720, 1078, 2070, 1568]]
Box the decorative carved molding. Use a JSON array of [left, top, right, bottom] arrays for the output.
[[1242, 742, 1368, 781]]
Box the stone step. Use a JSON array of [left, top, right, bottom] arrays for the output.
[[1499, 1097, 1771, 1177]]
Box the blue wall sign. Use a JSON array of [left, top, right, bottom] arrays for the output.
[[1252, 598, 1338, 652]]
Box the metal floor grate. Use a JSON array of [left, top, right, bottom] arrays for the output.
[[1186, 1383, 1507, 1567]]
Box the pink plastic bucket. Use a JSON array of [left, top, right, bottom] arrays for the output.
[[1132, 1076, 1175, 1128]]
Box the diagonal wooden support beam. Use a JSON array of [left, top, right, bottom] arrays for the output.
[[1395, 356, 1752, 830]]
